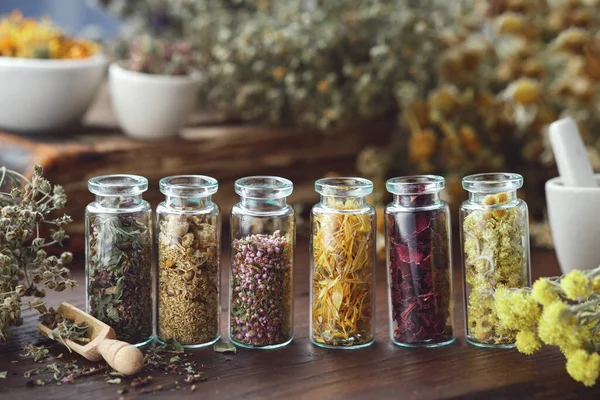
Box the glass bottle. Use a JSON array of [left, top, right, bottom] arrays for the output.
[[461, 173, 531, 348], [229, 176, 295, 349], [156, 175, 221, 348], [385, 176, 455, 347], [310, 177, 376, 349], [85, 174, 153, 347]]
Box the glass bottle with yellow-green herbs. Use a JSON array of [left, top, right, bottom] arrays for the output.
[[310, 177, 376, 349], [460, 173, 531, 348], [156, 175, 221, 348]]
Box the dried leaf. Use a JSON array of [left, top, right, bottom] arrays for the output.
[[165, 338, 184, 352], [213, 342, 236, 353]]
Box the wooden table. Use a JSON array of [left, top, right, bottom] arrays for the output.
[[0, 235, 597, 400]]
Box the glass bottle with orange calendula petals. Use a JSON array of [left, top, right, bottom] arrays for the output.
[[309, 177, 376, 349]]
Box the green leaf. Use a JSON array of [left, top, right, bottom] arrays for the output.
[[106, 378, 122, 384], [0, 371, 7, 378], [165, 338, 184, 352], [213, 342, 236, 353]]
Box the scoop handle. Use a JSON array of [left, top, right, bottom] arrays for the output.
[[97, 338, 144, 375], [549, 117, 596, 187]]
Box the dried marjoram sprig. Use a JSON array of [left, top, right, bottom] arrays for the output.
[[463, 192, 528, 346], [311, 198, 374, 347], [230, 230, 293, 347], [87, 212, 152, 344], [0, 165, 75, 342], [157, 213, 219, 346]]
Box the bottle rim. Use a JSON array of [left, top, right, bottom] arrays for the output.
[[315, 177, 373, 197], [386, 175, 444, 195], [235, 176, 293, 200], [88, 174, 148, 196], [159, 175, 218, 198], [462, 173, 523, 193]]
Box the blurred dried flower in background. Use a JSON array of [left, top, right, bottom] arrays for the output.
[[99, 0, 600, 244], [114, 35, 197, 75], [99, 0, 464, 128]]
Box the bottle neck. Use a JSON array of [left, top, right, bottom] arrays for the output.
[[166, 195, 213, 210], [468, 190, 517, 204], [320, 195, 366, 209], [96, 194, 143, 209], [240, 197, 287, 212], [393, 193, 441, 208]]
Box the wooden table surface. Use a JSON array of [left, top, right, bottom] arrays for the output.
[[0, 234, 598, 400]]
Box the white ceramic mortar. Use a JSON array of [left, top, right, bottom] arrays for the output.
[[546, 174, 600, 273]]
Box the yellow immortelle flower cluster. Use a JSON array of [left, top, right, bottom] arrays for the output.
[[495, 266, 600, 386], [464, 192, 528, 345], [0, 11, 99, 59]]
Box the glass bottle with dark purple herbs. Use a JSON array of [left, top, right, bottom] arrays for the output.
[[85, 175, 153, 347], [229, 176, 295, 349], [385, 175, 455, 347]]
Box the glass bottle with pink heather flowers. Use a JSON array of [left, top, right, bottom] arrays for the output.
[[229, 176, 295, 349]]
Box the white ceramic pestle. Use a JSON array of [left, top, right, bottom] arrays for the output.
[[546, 117, 600, 273], [548, 117, 596, 188]]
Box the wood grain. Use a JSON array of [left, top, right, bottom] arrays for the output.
[[0, 235, 597, 400]]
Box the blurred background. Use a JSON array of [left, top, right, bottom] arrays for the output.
[[0, 0, 118, 39], [1, 0, 600, 255]]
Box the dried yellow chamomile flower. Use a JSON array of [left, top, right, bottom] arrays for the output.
[[505, 78, 540, 105], [428, 85, 460, 118], [553, 27, 589, 54], [496, 12, 527, 35]]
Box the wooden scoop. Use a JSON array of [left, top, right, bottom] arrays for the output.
[[37, 302, 144, 376]]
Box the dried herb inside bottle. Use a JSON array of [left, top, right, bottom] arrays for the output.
[[311, 199, 374, 347], [387, 198, 453, 345], [87, 213, 152, 344], [230, 230, 293, 347], [463, 192, 528, 345], [158, 214, 219, 345]]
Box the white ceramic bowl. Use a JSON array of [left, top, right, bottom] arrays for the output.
[[0, 54, 108, 134], [546, 174, 600, 273], [108, 63, 201, 140]]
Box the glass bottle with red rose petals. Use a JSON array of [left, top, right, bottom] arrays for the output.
[[385, 175, 455, 347]]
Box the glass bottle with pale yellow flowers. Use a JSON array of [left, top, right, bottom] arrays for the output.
[[460, 173, 531, 348]]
